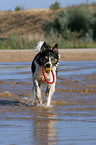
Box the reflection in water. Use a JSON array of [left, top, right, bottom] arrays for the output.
[[31, 107, 57, 145], [0, 61, 96, 145]]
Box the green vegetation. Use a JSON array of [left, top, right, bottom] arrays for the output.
[[0, 32, 96, 50], [14, 6, 24, 11], [43, 5, 96, 48], [43, 6, 96, 42], [49, 1, 61, 10], [0, 3, 96, 49]]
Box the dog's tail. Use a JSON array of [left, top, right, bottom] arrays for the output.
[[35, 41, 44, 52]]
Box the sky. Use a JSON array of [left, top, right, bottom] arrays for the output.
[[0, 0, 96, 11]]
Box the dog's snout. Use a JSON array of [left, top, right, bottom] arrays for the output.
[[46, 63, 51, 68]]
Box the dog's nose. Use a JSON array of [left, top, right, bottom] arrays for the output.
[[46, 63, 51, 68]]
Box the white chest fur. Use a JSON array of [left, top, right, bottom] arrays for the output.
[[33, 62, 56, 83]]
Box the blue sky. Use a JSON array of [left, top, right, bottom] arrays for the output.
[[0, 0, 96, 11]]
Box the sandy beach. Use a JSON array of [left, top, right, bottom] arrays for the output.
[[0, 6, 96, 144], [0, 49, 96, 63], [0, 60, 96, 145], [0, 50, 96, 145]]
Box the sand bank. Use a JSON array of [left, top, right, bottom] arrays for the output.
[[0, 49, 96, 63]]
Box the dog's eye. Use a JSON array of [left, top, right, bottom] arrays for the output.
[[44, 56, 48, 60], [51, 56, 56, 61], [40, 56, 48, 61], [51, 57, 54, 61], [51, 56, 57, 63]]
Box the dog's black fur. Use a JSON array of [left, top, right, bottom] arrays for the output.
[[31, 41, 60, 106]]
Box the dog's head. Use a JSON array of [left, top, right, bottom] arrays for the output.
[[37, 42, 60, 68]]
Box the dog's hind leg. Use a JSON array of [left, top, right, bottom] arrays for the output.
[[34, 80, 42, 105]]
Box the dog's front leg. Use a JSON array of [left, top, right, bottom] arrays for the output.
[[46, 84, 55, 106], [34, 80, 42, 105]]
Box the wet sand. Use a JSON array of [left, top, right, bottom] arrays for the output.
[[0, 70, 96, 144], [0, 59, 96, 144], [0, 49, 96, 63], [0, 73, 96, 103]]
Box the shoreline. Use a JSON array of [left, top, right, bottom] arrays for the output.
[[0, 49, 96, 63]]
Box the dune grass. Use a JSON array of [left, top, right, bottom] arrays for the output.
[[0, 4, 96, 49], [0, 33, 96, 50]]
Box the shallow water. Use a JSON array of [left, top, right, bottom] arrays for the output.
[[0, 61, 96, 145]]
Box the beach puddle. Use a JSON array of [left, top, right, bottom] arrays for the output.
[[0, 61, 96, 145]]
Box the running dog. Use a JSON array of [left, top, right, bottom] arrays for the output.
[[31, 41, 60, 106]]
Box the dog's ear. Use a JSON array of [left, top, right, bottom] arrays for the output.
[[41, 42, 51, 52], [41, 42, 46, 52], [52, 44, 58, 53]]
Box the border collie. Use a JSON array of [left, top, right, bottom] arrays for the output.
[[31, 41, 60, 106]]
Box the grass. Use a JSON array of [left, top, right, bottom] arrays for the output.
[[0, 3, 96, 49], [0, 33, 96, 49]]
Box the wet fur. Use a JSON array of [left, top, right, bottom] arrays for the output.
[[31, 41, 60, 106]]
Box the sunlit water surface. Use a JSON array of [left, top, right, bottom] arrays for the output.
[[0, 61, 96, 145]]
